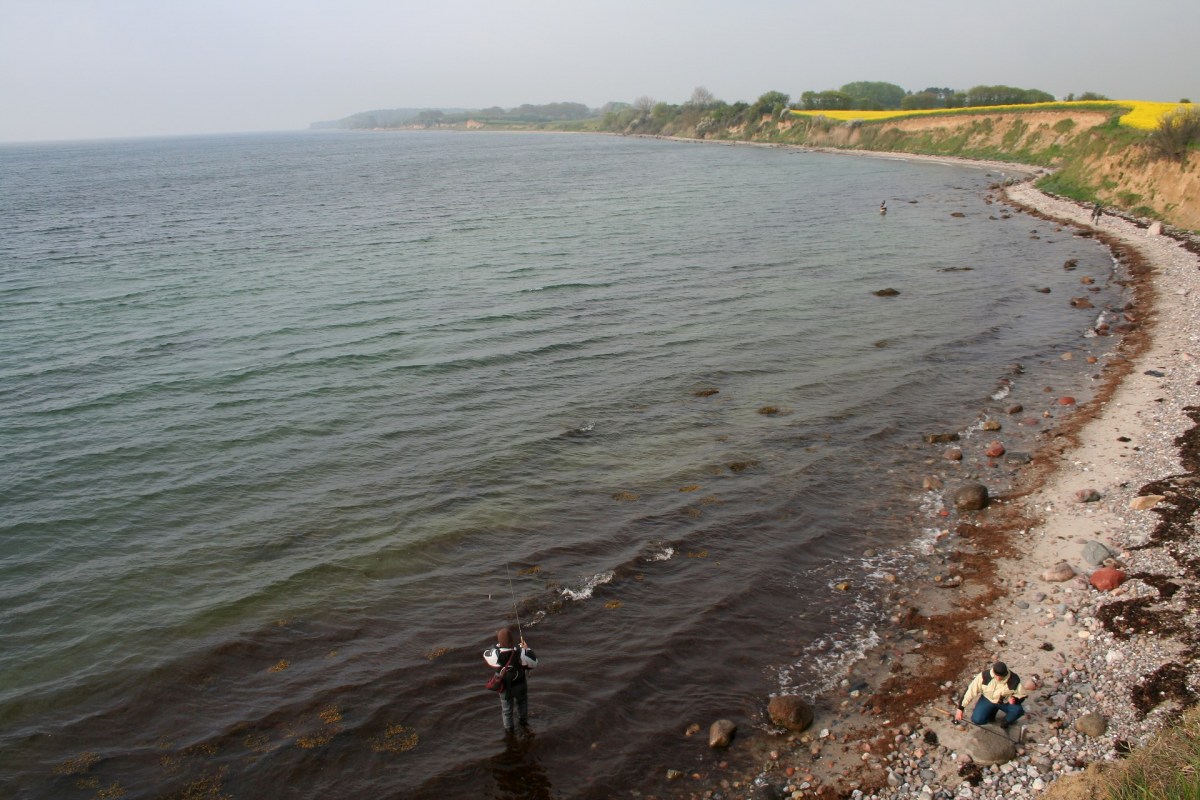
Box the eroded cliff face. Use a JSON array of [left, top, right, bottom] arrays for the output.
[[1081, 146, 1200, 230], [780, 111, 1198, 231]]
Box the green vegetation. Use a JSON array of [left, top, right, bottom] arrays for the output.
[[1067, 705, 1200, 800], [1146, 105, 1200, 161]]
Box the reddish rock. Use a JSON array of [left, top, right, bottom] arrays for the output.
[[985, 441, 1006, 458], [1070, 297, 1094, 309], [1058, 396, 1076, 406], [945, 448, 963, 461], [1006, 404, 1024, 415], [1090, 567, 1127, 591]]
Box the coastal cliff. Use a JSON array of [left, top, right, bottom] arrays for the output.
[[648, 108, 1189, 233], [778, 110, 1199, 231]]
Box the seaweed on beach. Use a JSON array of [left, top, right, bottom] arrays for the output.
[[1131, 662, 1198, 718]]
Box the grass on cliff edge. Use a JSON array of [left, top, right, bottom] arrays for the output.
[[1045, 704, 1200, 799], [789, 100, 1191, 131]]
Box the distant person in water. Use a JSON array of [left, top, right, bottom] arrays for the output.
[[880, 200, 887, 214], [484, 627, 538, 733], [1091, 202, 1103, 225], [955, 661, 1039, 728]]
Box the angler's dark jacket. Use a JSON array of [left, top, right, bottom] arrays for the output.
[[483, 645, 538, 686]]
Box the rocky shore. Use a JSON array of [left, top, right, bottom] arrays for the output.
[[671, 173, 1200, 800]]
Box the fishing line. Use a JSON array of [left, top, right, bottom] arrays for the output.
[[506, 562, 524, 642]]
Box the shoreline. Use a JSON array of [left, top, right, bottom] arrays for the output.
[[701, 156, 1200, 798], [615, 135, 1200, 798]]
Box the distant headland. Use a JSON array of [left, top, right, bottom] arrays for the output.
[[313, 81, 1198, 232]]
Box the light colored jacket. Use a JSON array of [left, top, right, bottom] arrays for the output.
[[959, 668, 1030, 709]]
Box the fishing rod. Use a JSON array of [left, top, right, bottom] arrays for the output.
[[506, 562, 524, 644]]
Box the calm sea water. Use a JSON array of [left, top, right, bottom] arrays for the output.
[[0, 131, 1122, 798]]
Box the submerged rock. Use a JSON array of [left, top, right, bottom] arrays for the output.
[[924, 432, 960, 443], [708, 719, 736, 748], [952, 483, 989, 511], [874, 288, 901, 297], [767, 695, 814, 732]]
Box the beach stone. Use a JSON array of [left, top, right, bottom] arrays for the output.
[[1130, 495, 1166, 510], [1090, 567, 1126, 591], [1042, 562, 1076, 582], [1148, 221, 1164, 235], [1006, 452, 1033, 464], [708, 719, 737, 748], [1070, 297, 1094, 309], [951, 483, 989, 511], [924, 432, 960, 444], [1006, 404, 1024, 414], [1058, 396, 1076, 406], [1074, 713, 1109, 737], [945, 448, 963, 462], [985, 441, 1006, 458], [874, 288, 900, 297], [923, 476, 943, 490], [982, 420, 1002, 431], [768, 696, 814, 733], [1082, 541, 1114, 566], [1074, 488, 1102, 503], [967, 726, 1017, 765]]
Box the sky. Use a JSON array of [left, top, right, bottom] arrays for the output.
[[1, 0, 1197, 143]]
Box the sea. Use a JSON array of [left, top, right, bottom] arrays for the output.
[[0, 131, 1126, 799]]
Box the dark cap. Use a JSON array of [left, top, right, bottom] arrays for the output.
[[993, 661, 1008, 676]]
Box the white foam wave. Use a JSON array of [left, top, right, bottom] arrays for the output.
[[990, 384, 1011, 400], [561, 570, 614, 601], [644, 546, 674, 562]]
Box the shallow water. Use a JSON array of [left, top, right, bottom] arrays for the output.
[[0, 131, 1124, 798]]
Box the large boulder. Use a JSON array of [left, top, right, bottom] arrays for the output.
[[708, 719, 736, 748], [1082, 541, 1114, 566], [952, 483, 990, 511], [967, 725, 1017, 765], [767, 695, 814, 733], [1075, 713, 1109, 737]]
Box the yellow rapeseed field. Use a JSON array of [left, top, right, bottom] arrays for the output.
[[789, 101, 1191, 130]]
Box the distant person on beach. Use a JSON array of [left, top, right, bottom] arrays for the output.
[[1091, 202, 1103, 225], [484, 627, 538, 733], [954, 661, 1039, 728]]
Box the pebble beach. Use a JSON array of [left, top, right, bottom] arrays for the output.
[[686, 168, 1200, 800]]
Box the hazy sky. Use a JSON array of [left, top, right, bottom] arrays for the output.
[[2, 0, 1197, 143]]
